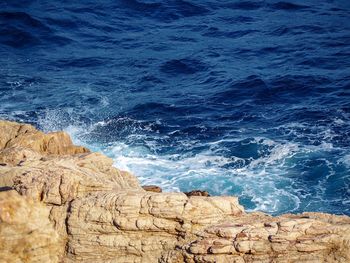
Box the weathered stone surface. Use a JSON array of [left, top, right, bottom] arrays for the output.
[[12, 152, 141, 205], [65, 191, 244, 262], [0, 120, 89, 162], [0, 190, 63, 263], [183, 213, 350, 262], [64, 193, 350, 263], [0, 120, 349, 263]]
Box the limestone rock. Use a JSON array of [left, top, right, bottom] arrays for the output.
[[11, 152, 141, 205], [0, 120, 142, 246], [0, 190, 63, 262], [0, 120, 89, 161], [0, 121, 141, 204], [183, 213, 350, 262], [65, 191, 244, 262], [65, 191, 350, 263]]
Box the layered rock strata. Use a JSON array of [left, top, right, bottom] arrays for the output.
[[0, 120, 349, 263]]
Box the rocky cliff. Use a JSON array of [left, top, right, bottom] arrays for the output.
[[0, 120, 349, 263]]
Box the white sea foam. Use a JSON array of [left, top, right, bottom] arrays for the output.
[[340, 154, 350, 168], [91, 135, 303, 214]]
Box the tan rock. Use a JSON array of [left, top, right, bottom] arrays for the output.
[[10, 152, 141, 205], [0, 120, 89, 157], [65, 191, 244, 262], [0, 190, 63, 262]]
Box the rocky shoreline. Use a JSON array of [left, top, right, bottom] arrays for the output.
[[0, 120, 349, 262]]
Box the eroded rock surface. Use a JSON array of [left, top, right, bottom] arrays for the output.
[[66, 192, 243, 262], [0, 120, 89, 164], [0, 120, 349, 263], [0, 190, 63, 262]]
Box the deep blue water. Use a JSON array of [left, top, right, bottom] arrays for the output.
[[1, 0, 350, 215]]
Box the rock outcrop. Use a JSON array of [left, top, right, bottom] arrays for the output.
[[0, 120, 349, 263], [0, 120, 89, 158]]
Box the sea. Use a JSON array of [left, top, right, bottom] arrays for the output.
[[0, 0, 349, 215]]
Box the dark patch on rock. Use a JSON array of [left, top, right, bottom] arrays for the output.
[[142, 185, 162, 193], [184, 190, 210, 197], [0, 186, 13, 192]]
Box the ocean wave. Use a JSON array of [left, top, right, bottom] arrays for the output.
[[96, 136, 301, 214]]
